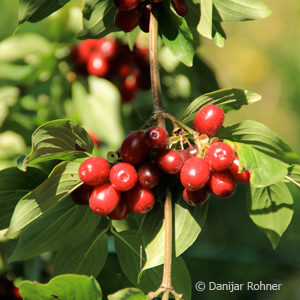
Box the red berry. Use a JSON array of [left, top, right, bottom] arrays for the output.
[[177, 149, 191, 162], [134, 47, 149, 68], [114, 0, 141, 11], [120, 72, 139, 102], [117, 62, 132, 78], [171, 0, 188, 17], [97, 38, 119, 60], [114, 7, 142, 32], [157, 149, 184, 174], [108, 198, 130, 220], [183, 185, 210, 206], [124, 184, 155, 214], [88, 131, 101, 148], [180, 157, 210, 191], [193, 104, 225, 137], [87, 52, 109, 77], [89, 182, 121, 214], [72, 39, 99, 66], [120, 131, 150, 165], [71, 184, 94, 205], [138, 162, 161, 188], [229, 153, 250, 183], [79, 157, 110, 186], [110, 162, 138, 191], [188, 144, 198, 157], [144, 126, 169, 151], [209, 170, 236, 198], [205, 142, 234, 171]]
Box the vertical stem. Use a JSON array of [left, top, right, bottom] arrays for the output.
[[149, 8, 166, 128]]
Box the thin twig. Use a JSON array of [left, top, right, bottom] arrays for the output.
[[285, 175, 300, 189]]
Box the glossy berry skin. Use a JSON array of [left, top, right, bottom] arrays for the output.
[[89, 182, 121, 215], [138, 162, 161, 189], [120, 131, 150, 165], [157, 149, 184, 174], [114, 7, 142, 32], [124, 184, 155, 214], [229, 153, 250, 183], [71, 184, 94, 205], [188, 144, 198, 157], [115, 0, 141, 11], [209, 170, 236, 198], [110, 162, 138, 192], [108, 199, 130, 220], [193, 104, 225, 137], [144, 126, 169, 151], [180, 157, 210, 191], [87, 52, 109, 77], [78, 157, 110, 186], [205, 142, 234, 171], [171, 0, 188, 17], [183, 185, 210, 206], [177, 149, 190, 162]]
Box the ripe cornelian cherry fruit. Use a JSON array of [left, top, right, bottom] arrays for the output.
[[205, 142, 234, 171], [125, 184, 155, 214], [157, 149, 184, 174], [183, 185, 210, 206], [97, 38, 119, 60], [120, 72, 139, 102], [120, 131, 150, 165], [114, 7, 142, 32], [71, 184, 94, 205], [193, 104, 225, 137], [209, 170, 236, 198], [110, 162, 138, 191], [114, 0, 141, 11], [177, 149, 191, 162], [144, 126, 169, 151], [108, 199, 130, 220], [87, 52, 109, 77], [188, 144, 198, 157], [138, 162, 161, 189], [139, 2, 151, 32], [180, 157, 210, 191], [229, 153, 250, 183], [78, 157, 110, 186], [171, 0, 188, 17], [89, 182, 121, 215]]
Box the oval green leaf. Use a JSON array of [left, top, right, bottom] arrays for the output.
[[108, 288, 146, 300]]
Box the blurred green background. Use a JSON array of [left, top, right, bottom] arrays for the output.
[[0, 0, 300, 299]]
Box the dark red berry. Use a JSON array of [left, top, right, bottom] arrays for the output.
[[78, 157, 110, 186], [139, 2, 151, 32], [138, 162, 161, 189], [87, 52, 109, 77], [120, 131, 150, 165], [209, 170, 236, 198], [117, 62, 132, 78], [177, 149, 191, 162], [171, 0, 188, 17], [110, 162, 138, 191], [134, 47, 149, 68], [193, 104, 225, 137], [157, 149, 184, 174], [183, 185, 210, 206], [108, 198, 130, 220], [71, 184, 94, 205], [229, 153, 250, 183], [180, 157, 210, 191], [114, 7, 142, 32], [124, 184, 155, 214], [144, 126, 169, 151], [205, 142, 234, 171], [114, 0, 141, 11], [97, 38, 119, 60], [120, 72, 139, 102], [89, 182, 121, 214]]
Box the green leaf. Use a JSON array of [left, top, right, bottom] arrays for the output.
[[198, 0, 213, 39], [53, 229, 108, 277], [247, 183, 293, 249], [19, 274, 102, 300], [9, 204, 101, 262], [0, 167, 47, 230], [157, 2, 195, 66], [0, 64, 34, 82], [18, 0, 70, 24], [114, 230, 191, 299], [287, 165, 300, 185], [182, 88, 261, 122], [234, 142, 288, 187], [24, 119, 94, 168], [72, 77, 124, 148], [126, 27, 141, 51], [79, 0, 118, 39], [6, 161, 82, 239], [213, 0, 272, 22], [218, 120, 299, 165], [108, 288, 146, 300]]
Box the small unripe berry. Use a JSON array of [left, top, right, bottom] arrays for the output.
[[193, 104, 224, 137], [205, 142, 234, 171], [110, 162, 138, 191], [138, 162, 161, 189], [229, 153, 250, 183], [183, 185, 210, 206], [157, 149, 184, 174], [144, 126, 169, 151], [209, 170, 236, 198], [78, 157, 110, 186]]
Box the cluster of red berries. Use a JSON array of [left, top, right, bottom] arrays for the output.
[[114, 0, 188, 33], [72, 104, 250, 219], [72, 38, 151, 102]]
